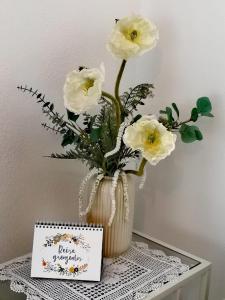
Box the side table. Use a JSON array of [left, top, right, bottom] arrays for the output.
[[0, 230, 211, 300], [133, 231, 211, 300]]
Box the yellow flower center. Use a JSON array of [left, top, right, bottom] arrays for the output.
[[148, 133, 157, 143], [81, 78, 94, 95], [123, 27, 140, 44], [130, 30, 138, 41], [144, 128, 161, 154]]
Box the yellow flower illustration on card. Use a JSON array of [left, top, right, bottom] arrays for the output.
[[69, 266, 75, 273]]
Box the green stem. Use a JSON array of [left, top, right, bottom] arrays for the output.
[[101, 61, 127, 175], [178, 119, 191, 126], [64, 123, 80, 135], [126, 158, 147, 177], [102, 91, 121, 129], [172, 118, 192, 130], [114, 60, 127, 113]]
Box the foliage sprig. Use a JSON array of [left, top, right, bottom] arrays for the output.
[[159, 97, 213, 143], [121, 83, 154, 117]]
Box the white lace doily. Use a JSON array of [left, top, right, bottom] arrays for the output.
[[0, 242, 189, 300]]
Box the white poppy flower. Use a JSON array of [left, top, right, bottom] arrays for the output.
[[63, 64, 105, 114], [107, 15, 159, 60], [123, 116, 176, 165]]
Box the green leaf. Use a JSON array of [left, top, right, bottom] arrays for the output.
[[50, 104, 54, 111], [179, 124, 203, 143], [67, 110, 79, 122], [132, 114, 142, 124], [196, 97, 212, 114], [61, 122, 66, 128], [190, 108, 199, 122], [60, 129, 67, 134], [166, 107, 174, 123], [90, 128, 101, 142], [172, 103, 179, 118], [61, 130, 75, 147], [195, 128, 203, 141], [201, 112, 214, 117], [61, 136, 73, 147], [160, 110, 167, 114], [43, 102, 50, 107]]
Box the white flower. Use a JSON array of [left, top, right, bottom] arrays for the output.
[[63, 63, 105, 114], [107, 15, 159, 60], [123, 116, 176, 165]]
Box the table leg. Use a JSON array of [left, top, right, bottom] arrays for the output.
[[199, 270, 211, 300], [175, 288, 182, 300]]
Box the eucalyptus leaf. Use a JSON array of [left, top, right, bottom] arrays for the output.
[[43, 102, 50, 107], [90, 128, 101, 142], [61, 130, 75, 147], [196, 97, 212, 114], [67, 110, 79, 122], [60, 129, 67, 134], [132, 114, 142, 124], [61, 135, 74, 147], [195, 129, 203, 141], [172, 103, 179, 118], [166, 107, 174, 123], [201, 112, 214, 117], [190, 108, 199, 122], [179, 124, 203, 143]]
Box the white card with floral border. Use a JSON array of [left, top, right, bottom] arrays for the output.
[[31, 222, 103, 281]]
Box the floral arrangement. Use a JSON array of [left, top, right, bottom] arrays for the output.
[[18, 15, 213, 225], [43, 233, 90, 249], [42, 259, 88, 277]]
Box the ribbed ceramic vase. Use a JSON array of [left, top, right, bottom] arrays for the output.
[[86, 175, 135, 257]]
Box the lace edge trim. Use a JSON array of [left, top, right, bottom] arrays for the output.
[[0, 253, 31, 268], [0, 254, 44, 300], [10, 279, 46, 300], [0, 275, 44, 300]]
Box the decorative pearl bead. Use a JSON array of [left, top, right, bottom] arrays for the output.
[[78, 168, 102, 218], [121, 171, 129, 221], [108, 170, 120, 226], [83, 174, 104, 215], [104, 122, 129, 159]]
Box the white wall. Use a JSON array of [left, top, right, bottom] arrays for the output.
[[0, 0, 224, 299], [134, 1, 225, 300], [0, 0, 140, 260]]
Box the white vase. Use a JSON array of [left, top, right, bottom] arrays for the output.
[[86, 174, 135, 257]]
